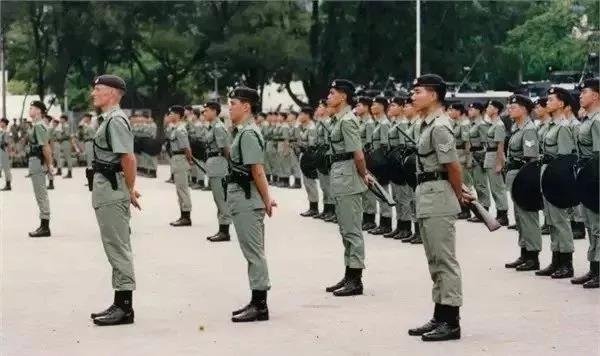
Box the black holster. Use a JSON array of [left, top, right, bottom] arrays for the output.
[[86, 168, 94, 191], [227, 171, 253, 199], [92, 161, 121, 191], [28, 146, 44, 160]]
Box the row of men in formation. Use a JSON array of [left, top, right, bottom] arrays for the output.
[[6, 73, 598, 343]]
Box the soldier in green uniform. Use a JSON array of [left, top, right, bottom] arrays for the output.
[[80, 113, 96, 188], [27, 101, 54, 237], [368, 96, 393, 235], [256, 112, 272, 183], [407, 74, 470, 342], [314, 100, 336, 221], [164, 116, 176, 184], [0, 118, 12, 191], [536, 87, 577, 279], [48, 117, 62, 178], [277, 113, 293, 188], [57, 114, 74, 178], [386, 97, 415, 239], [484, 100, 509, 226], [355, 97, 377, 230], [288, 111, 303, 189], [324, 79, 372, 297], [534, 98, 552, 235], [298, 107, 319, 216], [89, 74, 139, 326], [564, 97, 587, 239], [571, 78, 600, 288], [448, 103, 472, 219], [466, 102, 491, 221], [265, 112, 278, 185], [503, 95, 542, 271], [145, 113, 159, 178], [226, 87, 276, 322], [189, 109, 208, 189], [166, 105, 193, 227], [203, 101, 233, 241]]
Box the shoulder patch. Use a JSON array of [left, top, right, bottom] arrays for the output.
[[524, 140, 535, 147], [438, 142, 452, 152]]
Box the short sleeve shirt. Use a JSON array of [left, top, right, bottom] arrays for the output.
[[543, 117, 576, 157], [577, 109, 600, 159], [206, 120, 230, 177]]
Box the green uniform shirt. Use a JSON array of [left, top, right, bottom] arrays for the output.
[[484, 119, 506, 168], [316, 118, 331, 146], [372, 116, 390, 150], [328, 105, 367, 197], [228, 117, 266, 211], [91, 107, 133, 208], [542, 117, 576, 157], [415, 109, 460, 218], [577, 108, 600, 158], [206, 119, 230, 177], [508, 118, 539, 162], [299, 122, 317, 148], [468, 116, 485, 149], [359, 115, 375, 149], [169, 122, 189, 152]]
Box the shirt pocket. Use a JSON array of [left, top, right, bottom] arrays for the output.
[[416, 181, 460, 217]]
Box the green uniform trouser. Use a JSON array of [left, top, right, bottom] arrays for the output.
[[264, 150, 271, 175], [485, 168, 508, 211], [209, 177, 231, 224], [303, 174, 319, 203], [0, 149, 11, 182], [290, 151, 302, 179], [229, 195, 270, 290], [461, 163, 474, 188], [541, 165, 574, 253], [134, 153, 143, 170], [361, 190, 377, 215], [52, 142, 61, 167], [583, 206, 600, 262], [142, 152, 157, 171], [266, 142, 278, 176], [317, 171, 332, 205], [506, 170, 541, 251], [568, 204, 585, 223], [60, 140, 73, 170], [171, 155, 192, 212], [419, 215, 462, 307], [29, 157, 50, 219], [95, 200, 135, 290], [190, 159, 205, 182], [472, 163, 490, 207], [84, 141, 94, 168], [334, 194, 365, 269], [277, 144, 291, 177], [379, 183, 393, 218], [392, 183, 415, 221]]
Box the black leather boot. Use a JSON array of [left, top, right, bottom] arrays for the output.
[[403, 223, 420, 243], [457, 206, 471, 220], [516, 250, 540, 271], [394, 221, 412, 240], [208, 224, 231, 242], [320, 204, 334, 221], [148, 169, 157, 178], [571, 262, 596, 285], [270, 175, 277, 186], [496, 210, 509, 227], [370, 217, 392, 235], [170, 211, 192, 227], [232, 290, 269, 322], [325, 266, 349, 293], [1, 180, 11, 191], [362, 214, 377, 231], [505, 248, 526, 268], [57, 167, 62, 176], [536, 252, 560, 276], [300, 202, 319, 217], [551, 253, 574, 279], [64, 170, 72, 178], [421, 305, 461, 341], [582, 262, 599, 288], [93, 290, 134, 326], [29, 219, 51, 238], [571, 221, 586, 240], [333, 268, 363, 297], [293, 179, 302, 189], [323, 205, 338, 223], [384, 220, 402, 238], [408, 304, 441, 336], [47, 179, 54, 190]]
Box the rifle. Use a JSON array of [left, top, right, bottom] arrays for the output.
[[462, 186, 501, 232]]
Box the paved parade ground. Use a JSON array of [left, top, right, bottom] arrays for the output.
[[1, 166, 598, 356]]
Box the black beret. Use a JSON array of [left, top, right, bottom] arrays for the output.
[[257, 112, 266, 118], [508, 95, 534, 112], [547, 87, 571, 104], [192, 108, 202, 117], [229, 86, 259, 104], [289, 110, 299, 117], [280, 112, 288, 119], [448, 102, 466, 113], [300, 106, 314, 117], [412, 74, 447, 100], [184, 105, 193, 111], [92, 74, 126, 91], [390, 96, 406, 106], [0, 118, 8, 125], [535, 97, 548, 107], [318, 99, 328, 106], [405, 96, 414, 105], [30, 100, 47, 113], [60, 114, 68, 120], [356, 96, 373, 107], [330, 79, 355, 96], [578, 78, 599, 93], [372, 95, 389, 109], [468, 102, 484, 112], [168, 105, 185, 116], [203, 101, 221, 113], [487, 100, 504, 112]]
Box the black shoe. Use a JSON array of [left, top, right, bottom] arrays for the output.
[[536, 252, 559, 276], [0, 181, 11, 191], [457, 206, 471, 220], [326, 267, 349, 292], [333, 278, 363, 297], [29, 219, 51, 238], [403, 223, 420, 243], [384, 220, 401, 238], [165, 174, 174, 183], [91, 304, 118, 319], [93, 306, 134, 326], [583, 276, 599, 289], [231, 303, 269, 322], [408, 319, 440, 336], [148, 170, 157, 178], [394, 228, 412, 240], [421, 322, 461, 341], [516, 257, 540, 271], [541, 224, 550, 235], [47, 180, 55, 190], [170, 212, 192, 227], [362, 217, 377, 230], [63, 170, 72, 179], [508, 224, 518, 230], [300, 202, 319, 217], [571, 271, 594, 285], [467, 216, 483, 223], [232, 303, 251, 316], [292, 180, 302, 189], [496, 210, 509, 227], [369, 217, 392, 235], [505, 248, 526, 268], [324, 213, 337, 223], [551, 253, 574, 279], [410, 236, 423, 244], [208, 232, 230, 242], [57, 168, 62, 176]]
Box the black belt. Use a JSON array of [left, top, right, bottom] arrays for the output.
[[486, 147, 497, 152], [456, 143, 465, 149], [206, 151, 222, 158], [470, 146, 483, 152], [331, 152, 353, 162], [171, 150, 185, 155], [417, 171, 448, 185]]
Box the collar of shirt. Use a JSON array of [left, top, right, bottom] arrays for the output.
[[515, 117, 531, 130], [423, 107, 443, 127], [334, 106, 352, 121], [550, 115, 564, 125], [587, 105, 600, 117], [100, 105, 120, 119]]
